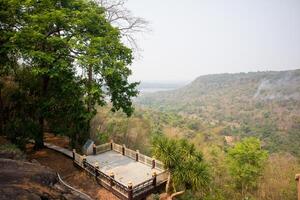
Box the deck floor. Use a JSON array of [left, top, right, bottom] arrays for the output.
[[86, 151, 162, 186]]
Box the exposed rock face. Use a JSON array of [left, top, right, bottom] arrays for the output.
[[0, 158, 85, 200]]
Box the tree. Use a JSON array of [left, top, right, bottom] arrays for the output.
[[226, 137, 268, 197], [152, 135, 210, 200], [97, 0, 149, 52], [84, 0, 149, 131], [0, 0, 138, 149]]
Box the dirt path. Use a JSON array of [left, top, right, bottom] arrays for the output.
[[26, 135, 119, 200]]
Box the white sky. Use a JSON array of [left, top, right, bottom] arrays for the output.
[[126, 0, 300, 82]]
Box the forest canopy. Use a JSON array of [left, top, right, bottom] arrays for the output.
[[0, 0, 138, 149]]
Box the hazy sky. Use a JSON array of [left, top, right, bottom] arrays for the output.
[[126, 0, 300, 82]]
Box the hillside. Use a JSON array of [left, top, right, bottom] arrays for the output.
[[136, 69, 300, 155]]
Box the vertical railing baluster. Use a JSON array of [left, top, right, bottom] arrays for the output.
[[136, 150, 139, 161], [152, 172, 157, 187], [296, 174, 300, 200], [152, 158, 156, 169], [128, 181, 133, 200]]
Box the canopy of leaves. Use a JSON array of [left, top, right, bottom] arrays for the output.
[[226, 137, 268, 194], [0, 0, 138, 148], [152, 135, 210, 194]]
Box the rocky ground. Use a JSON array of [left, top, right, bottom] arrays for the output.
[[0, 158, 85, 200], [0, 136, 86, 200], [0, 135, 118, 200]]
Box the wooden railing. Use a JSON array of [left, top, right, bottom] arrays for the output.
[[156, 171, 169, 183], [133, 178, 154, 197], [75, 142, 168, 200], [155, 160, 164, 171], [112, 143, 123, 153], [125, 148, 136, 160], [138, 154, 152, 166], [93, 142, 165, 171], [74, 151, 84, 167], [95, 143, 111, 154], [80, 158, 131, 200]]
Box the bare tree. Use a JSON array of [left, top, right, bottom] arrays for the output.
[[84, 1, 149, 137], [96, 0, 150, 53]]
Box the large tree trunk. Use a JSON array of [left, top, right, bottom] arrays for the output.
[[86, 65, 93, 140], [35, 116, 44, 149], [87, 65, 93, 113], [34, 75, 49, 149]]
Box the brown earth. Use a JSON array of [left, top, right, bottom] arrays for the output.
[[26, 134, 119, 200], [0, 135, 119, 200], [44, 133, 70, 149], [26, 146, 118, 200]]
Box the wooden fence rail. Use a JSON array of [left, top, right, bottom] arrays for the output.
[[112, 143, 123, 153], [93, 142, 165, 171], [95, 143, 111, 154], [74, 142, 168, 200], [125, 148, 136, 160]]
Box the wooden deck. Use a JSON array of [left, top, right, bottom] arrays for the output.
[[73, 142, 168, 200], [86, 151, 163, 186]]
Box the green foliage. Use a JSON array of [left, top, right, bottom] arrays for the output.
[[151, 193, 160, 200], [137, 70, 300, 156], [0, 143, 24, 159], [178, 190, 200, 200], [0, 0, 138, 148], [226, 137, 268, 196], [0, 143, 21, 154], [152, 135, 210, 196], [96, 132, 109, 144], [90, 106, 298, 200]]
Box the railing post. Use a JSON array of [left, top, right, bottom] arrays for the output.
[[93, 144, 96, 155], [128, 181, 133, 200], [110, 139, 113, 150], [82, 155, 87, 168], [72, 149, 76, 161], [152, 158, 156, 169], [152, 172, 157, 187], [122, 144, 125, 156], [136, 150, 139, 162], [296, 174, 300, 200], [94, 162, 99, 178], [110, 172, 115, 188]]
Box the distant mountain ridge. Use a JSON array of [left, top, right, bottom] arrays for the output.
[[136, 69, 300, 155], [137, 69, 300, 107]]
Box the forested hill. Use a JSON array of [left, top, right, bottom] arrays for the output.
[[136, 69, 300, 155]]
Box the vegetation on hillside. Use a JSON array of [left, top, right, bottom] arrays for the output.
[[226, 137, 268, 198], [90, 106, 300, 200], [136, 70, 300, 157]]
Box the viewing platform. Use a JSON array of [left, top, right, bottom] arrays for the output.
[[73, 141, 168, 200]]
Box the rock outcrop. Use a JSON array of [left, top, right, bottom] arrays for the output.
[[0, 158, 86, 200]]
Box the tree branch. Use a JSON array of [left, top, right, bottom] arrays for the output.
[[95, 0, 150, 55], [170, 191, 185, 199]]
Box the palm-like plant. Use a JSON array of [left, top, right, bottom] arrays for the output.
[[152, 135, 210, 199]]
